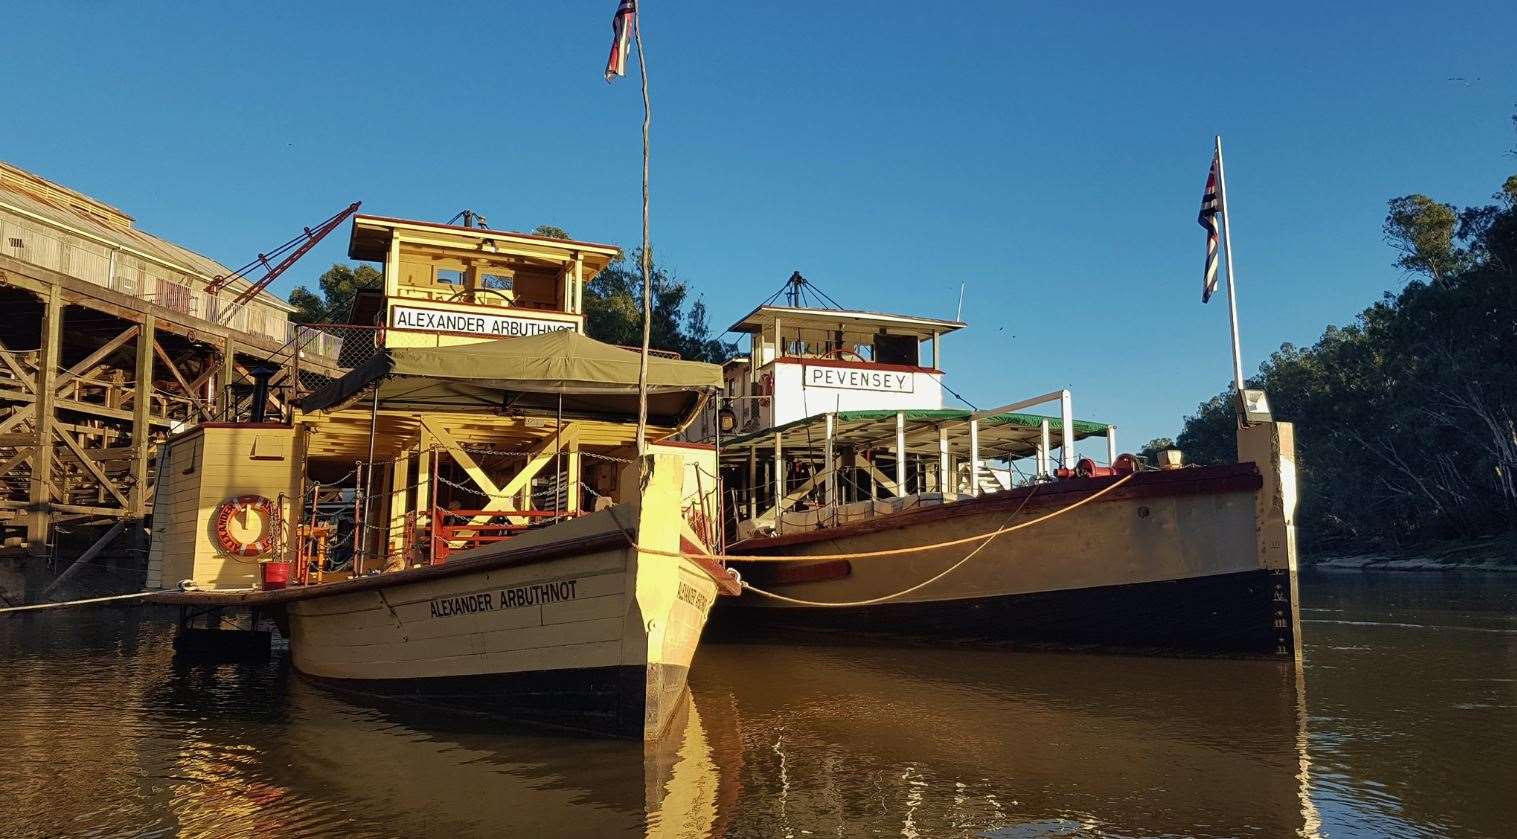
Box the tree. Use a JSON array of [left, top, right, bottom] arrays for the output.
[[582, 248, 736, 363], [287, 264, 382, 323], [1159, 113, 1517, 552]]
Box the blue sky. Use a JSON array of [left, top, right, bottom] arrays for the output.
[[4, 2, 1515, 451]]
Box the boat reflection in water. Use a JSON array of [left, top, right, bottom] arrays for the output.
[[257, 679, 742, 838], [689, 642, 1318, 839]]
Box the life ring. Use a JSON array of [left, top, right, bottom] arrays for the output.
[[214, 495, 277, 557]]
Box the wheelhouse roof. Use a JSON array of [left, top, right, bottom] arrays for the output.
[[720, 408, 1110, 462], [347, 214, 621, 268], [725, 305, 966, 343]]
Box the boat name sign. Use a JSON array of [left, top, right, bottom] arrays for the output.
[[429, 580, 579, 618], [804, 365, 914, 394], [391, 304, 578, 338]]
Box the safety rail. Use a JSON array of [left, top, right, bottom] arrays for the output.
[[430, 507, 582, 563]]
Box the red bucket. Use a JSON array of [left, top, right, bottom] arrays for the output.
[[260, 561, 291, 590]]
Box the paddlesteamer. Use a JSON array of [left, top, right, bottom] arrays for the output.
[[695, 274, 1300, 658], [146, 216, 737, 738]]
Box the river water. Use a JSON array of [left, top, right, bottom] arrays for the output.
[[1, 572, 1513, 838]]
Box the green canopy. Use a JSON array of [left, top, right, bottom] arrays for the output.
[[300, 330, 722, 426]]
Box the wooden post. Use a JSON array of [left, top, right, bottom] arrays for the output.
[[746, 445, 757, 520], [969, 418, 981, 497], [822, 412, 835, 512], [937, 426, 950, 493], [129, 314, 155, 519], [387, 451, 410, 568], [27, 283, 62, 557], [566, 442, 581, 514], [415, 426, 433, 515], [221, 336, 236, 418], [773, 431, 783, 533], [894, 412, 906, 496]]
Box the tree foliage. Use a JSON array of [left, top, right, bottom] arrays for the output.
[[1167, 134, 1517, 553], [287, 264, 382, 324], [582, 249, 735, 363]]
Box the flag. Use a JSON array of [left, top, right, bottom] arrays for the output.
[[605, 0, 636, 82], [1197, 151, 1222, 303]]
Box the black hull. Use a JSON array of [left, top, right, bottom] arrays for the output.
[[710, 569, 1298, 658], [301, 663, 691, 739]]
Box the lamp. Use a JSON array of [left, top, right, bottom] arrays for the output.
[[1236, 388, 1273, 424]]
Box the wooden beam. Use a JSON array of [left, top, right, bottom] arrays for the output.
[[154, 338, 211, 420], [0, 447, 34, 479], [52, 325, 139, 394], [130, 315, 155, 517], [422, 418, 575, 540], [221, 336, 236, 417], [27, 282, 61, 555], [0, 408, 34, 434], [0, 336, 35, 391], [54, 426, 130, 508]]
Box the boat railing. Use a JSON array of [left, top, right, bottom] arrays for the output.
[[430, 507, 582, 563]]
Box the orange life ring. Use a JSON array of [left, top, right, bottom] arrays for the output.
[[214, 495, 277, 557]]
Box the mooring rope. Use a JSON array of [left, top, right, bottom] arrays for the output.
[[732, 473, 1131, 607], [640, 473, 1134, 564], [605, 473, 1133, 608], [0, 590, 158, 615]]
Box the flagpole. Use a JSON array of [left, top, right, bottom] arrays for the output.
[[633, 2, 653, 454], [1214, 134, 1246, 393]]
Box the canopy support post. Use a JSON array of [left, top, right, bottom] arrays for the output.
[[937, 426, 950, 493], [1038, 419, 1052, 479], [969, 418, 981, 497], [746, 445, 756, 520], [823, 412, 835, 514], [773, 431, 784, 534], [895, 412, 907, 496], [1107, 425, 1118, 465], [1059, 389, 1075, 471]]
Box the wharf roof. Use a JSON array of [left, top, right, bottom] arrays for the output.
[[0, 160, 293, 311], [725, 304, 966, 342], [721, 408, 1110, 462]]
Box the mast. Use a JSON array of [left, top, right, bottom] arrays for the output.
[[633, 3, 653, 453]]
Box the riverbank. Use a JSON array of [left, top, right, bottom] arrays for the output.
[[1309, 534, 1517, 572]]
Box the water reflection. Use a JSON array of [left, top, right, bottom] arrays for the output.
[[1, 573, 1513, 838]]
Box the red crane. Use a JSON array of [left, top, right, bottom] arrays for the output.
[[207, 201, 361, 322]]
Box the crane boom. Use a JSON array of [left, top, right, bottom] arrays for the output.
[[208, 201, 361, 321]]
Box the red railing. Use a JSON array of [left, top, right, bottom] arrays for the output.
[[430, 507, 581, 563]]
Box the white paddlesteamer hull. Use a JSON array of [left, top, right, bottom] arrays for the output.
[[721, 460, 1299, 657]]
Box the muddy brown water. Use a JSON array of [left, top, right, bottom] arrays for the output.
[[1, 571, 1513, 838]]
